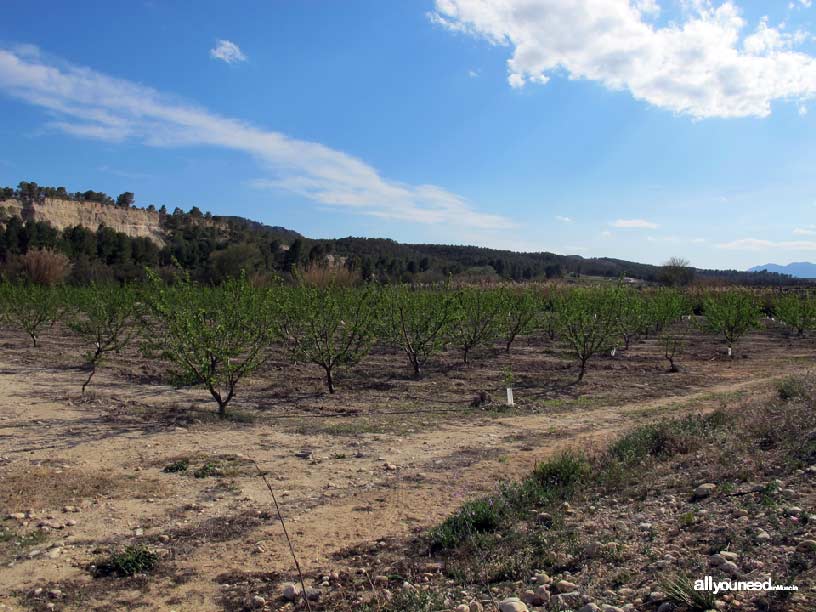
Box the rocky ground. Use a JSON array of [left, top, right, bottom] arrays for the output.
[[0, 324, 814, 611]]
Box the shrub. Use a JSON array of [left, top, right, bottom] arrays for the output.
[[94, 545, 158, 577], [777, 376, 809, 401], [449, 287, 502, 364], [774, 293, 816, 337], [429, 496, 508, 550], [163, 459, 189, 473], [11, 248, 71, 286]]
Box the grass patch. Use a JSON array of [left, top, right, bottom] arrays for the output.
[[360, 588, 447, 612], [93, 545, 158, 578], [777, 375, 810, 401], [662, 574, 717, 611]]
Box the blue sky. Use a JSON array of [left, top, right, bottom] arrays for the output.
[[1, 0, 815, 270]]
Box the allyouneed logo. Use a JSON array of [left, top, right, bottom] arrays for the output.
[[694, 576, 798, 594]]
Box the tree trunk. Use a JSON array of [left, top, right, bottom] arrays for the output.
[[325, 367, 335, 394], [505, 338, 513, 353], [576, 359, 587, 382], [412, 360, 422, 379], [81, 365, 96, 394], [463, 348, 469, 365]]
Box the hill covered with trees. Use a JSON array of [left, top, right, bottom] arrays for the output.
[[0, 181, 799, 286]]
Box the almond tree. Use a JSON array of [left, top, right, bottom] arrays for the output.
[[449, 287, 502, 365], [498, 286, 539, 353], [67, 284, 140, 393], [702, 290, 761, 358], [556, 288, 619, 381], [279, 284, 379, 393], [380, 285, 453, 378], [1, 284, 63, 347], [774, 292, 816, 337], [143, 271, 275, 417]]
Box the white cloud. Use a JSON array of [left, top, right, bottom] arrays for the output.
[[610, 218, 659, 229], [468, 68, 480, 77], [601, 230, 613, 237], [717, 238, 816, 250], [0, 47, 514, 231], [794, 226, 816, 235], [429, 0, 816, 118], [210, 39, 247, 64], [555, 215, 572, 222]]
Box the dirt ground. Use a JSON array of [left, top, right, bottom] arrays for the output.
[[0, 321, 812, 611]]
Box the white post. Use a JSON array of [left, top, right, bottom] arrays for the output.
[[727, 346, 732, 358], [506, 387, 514, 407]]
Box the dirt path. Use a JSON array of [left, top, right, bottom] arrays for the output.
[[0, 354, 801, 611]]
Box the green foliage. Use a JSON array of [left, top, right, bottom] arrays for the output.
[[662, 575, 717, 611], [359, 588, 448, 612], [702, 290, 761, 357], [279, 284, 379, 393], [94, 545, 158, 578], [143, 271, 275, 416], [380, 285, 453, 377], [774, 293, 816, 336], [647, 288, 688, 332], [777, 375, 809, 401], [449, 287, 502, 364], [615, 288, 649, 349], [497, 286, 540, 353], [67, 284, 139, 392], [0, 284, 63, 346], [163, 459, 189, 473], [555, 287, 619, 381]]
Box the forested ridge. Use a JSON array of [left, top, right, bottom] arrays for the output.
[[0, 181, 798, 285]]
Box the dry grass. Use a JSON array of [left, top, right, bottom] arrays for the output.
[[0, 466, 166, 512]]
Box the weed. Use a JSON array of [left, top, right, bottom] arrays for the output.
[[662, 574, 717, 611], [163, 459, 189, 473], [94, 545, 158, 578], [194, 461, 224, 478], [777, 376, 809, 401]]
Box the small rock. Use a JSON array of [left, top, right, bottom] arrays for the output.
[[694, 483, 716, 499], [796, 539, 816, 554], [249, 595, 265, 608], [535, 585, 551, 604], [722, 561, 740, 577], [534, 572, 552, 585], [556, 580, 579, 593], [578, 605, 600, 612], [756, 528, 771, 542], [384, 463, 398, 471], [455, 606, 470, 612], [657, 603, 674, 612], [46, 548, 61, 559], [719, 551, 738, 561], [498, 598, 528, 612], [469, 600, 484, 612], [282, 582, 299, 601], [47, 589, 62, 600]]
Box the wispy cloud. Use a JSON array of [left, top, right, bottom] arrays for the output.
[[555, 215, 572, 222], [0, 46, 514, 231], [430, 0, 816, 118], [610, 219, 659, 229], [210, 39, 247, 64], [717, 238, 816, 250], [793, 226, 816, 236]]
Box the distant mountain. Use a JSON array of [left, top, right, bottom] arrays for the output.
[[748, 262, 816, 278]]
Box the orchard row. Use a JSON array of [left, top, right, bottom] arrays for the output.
[[1, 277, 813, 416]]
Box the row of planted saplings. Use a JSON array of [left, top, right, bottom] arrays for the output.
[[0, 276, 812, 417]]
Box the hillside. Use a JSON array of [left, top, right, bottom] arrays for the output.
[[748, 262, 816, 279], [0, 182, 801, 285]]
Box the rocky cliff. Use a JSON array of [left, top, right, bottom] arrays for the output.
[[0, 198, 165, 245]]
